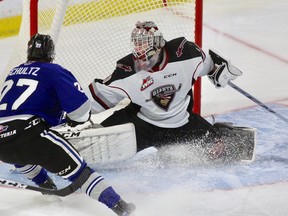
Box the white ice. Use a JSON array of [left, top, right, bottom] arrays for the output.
[[0, 0, 288, 215]]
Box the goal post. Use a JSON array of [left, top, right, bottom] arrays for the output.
[[194, 0, 203, 114], [5, 0, 203, 114]]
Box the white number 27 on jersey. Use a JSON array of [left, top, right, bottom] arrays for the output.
[[0, 78, 38, 111]]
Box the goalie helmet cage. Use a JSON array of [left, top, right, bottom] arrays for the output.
[[6, 0, 203, 113]]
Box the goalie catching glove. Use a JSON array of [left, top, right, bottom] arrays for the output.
[[208, 49, 243, 88]]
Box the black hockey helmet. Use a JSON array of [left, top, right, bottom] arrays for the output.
[[27, 33, 55, 62]]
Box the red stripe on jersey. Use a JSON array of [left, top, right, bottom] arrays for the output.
[[88, 83, 110, 110], [109, 86, 132, 101]]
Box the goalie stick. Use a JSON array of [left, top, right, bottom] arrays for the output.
[[228, 81, 288, 124], [0, 167, 91, 196], [209, 49, 288, 124]]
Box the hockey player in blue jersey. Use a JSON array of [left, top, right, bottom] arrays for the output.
[[0, 34, 135, 216]]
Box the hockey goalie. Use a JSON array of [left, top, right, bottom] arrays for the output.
[[61, 21, 256, 166]]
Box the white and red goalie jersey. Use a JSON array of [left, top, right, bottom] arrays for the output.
[[87, 37, 214, 128]]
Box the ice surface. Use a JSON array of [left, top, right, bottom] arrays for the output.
[[0, 0, 288, 215]]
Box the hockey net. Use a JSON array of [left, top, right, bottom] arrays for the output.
[[4, 0, 203, 112]]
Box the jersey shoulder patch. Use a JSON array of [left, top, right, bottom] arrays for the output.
[[104, 54, 136, 85], [165, 37, 203, 62]]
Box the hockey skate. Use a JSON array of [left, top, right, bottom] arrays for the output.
[[111, 199, 136, 216], [38, 176, 57, 195], [37, 176, 63, 202]]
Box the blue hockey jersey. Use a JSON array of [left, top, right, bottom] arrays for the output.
[[0, 61, 90, 127]]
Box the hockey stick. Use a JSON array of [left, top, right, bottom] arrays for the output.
[[228, 81, 288, 124], [0, 124, 136, 195], [0, 167, 91, 196]]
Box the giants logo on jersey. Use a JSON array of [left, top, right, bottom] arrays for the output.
[[150, 84, 176, 111]]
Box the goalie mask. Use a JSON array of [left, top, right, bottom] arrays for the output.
[[27, 33, 55, 62], [131, 21, 165, 70]]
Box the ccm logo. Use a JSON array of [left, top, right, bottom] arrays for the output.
[[61, 131, 81, 138], [164, 73, 177, 78]]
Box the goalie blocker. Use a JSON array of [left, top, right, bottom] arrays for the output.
[[208, 49, 243, 88]]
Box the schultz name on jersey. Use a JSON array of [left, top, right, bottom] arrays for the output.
[[0, 61, 89, 126]]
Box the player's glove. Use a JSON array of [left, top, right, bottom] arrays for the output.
[[66, 111, 91, 127], [208, 49, 242, 88], [66, 116, 85, 127]]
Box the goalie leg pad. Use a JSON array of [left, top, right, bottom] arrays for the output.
[[232, 126, 256, 162], [57, 123, 137, 165], [214, 123, 257, 163]]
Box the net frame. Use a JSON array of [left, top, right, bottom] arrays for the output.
[[7, 0, 203, 114]]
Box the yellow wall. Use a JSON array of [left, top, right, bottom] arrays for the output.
[[0, 15, 22, 38], [0, 0, 191, 38]]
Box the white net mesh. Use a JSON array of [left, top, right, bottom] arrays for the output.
[[4, 0, 197, 89]]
